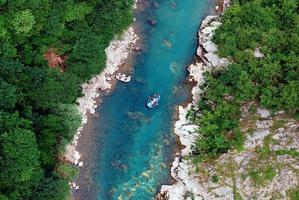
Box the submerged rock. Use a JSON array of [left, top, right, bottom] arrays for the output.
[[127, 111, 152, 123], [147, 17, 157, 26], [163, 39, 172, 48], [152, 1, 160, 9], [120, 164, 128, 172], [136, 77, 145, 83], [169, 0, 176, 8], [141, 171, 150, 179], [170, 62, 178, 74]]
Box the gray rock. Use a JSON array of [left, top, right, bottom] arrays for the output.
[[257, 108, 271, 119], [147, 17, 157, 26], [204, 52, 229, 68], [197, 15, 230, 69], [253, 48, 265, 58], [152, 1, 160, 9], [245, 129, 270, 149], [202, 41, 218, 53], [256, 120, 273, 129], [240, 102, 253, 118]]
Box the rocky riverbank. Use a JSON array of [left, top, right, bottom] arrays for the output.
[[157, 14, 229, 200], [64, 1, 140, 191]]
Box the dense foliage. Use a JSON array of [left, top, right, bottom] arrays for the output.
[[0, 0, 133, 199], [192, 0, 299, 161]]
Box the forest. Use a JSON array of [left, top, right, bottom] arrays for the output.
[[0, 0, 133, 199], [191, 0, 299, 161]]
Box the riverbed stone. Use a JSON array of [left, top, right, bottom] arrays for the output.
[[152, 1, 160, 9], [147, 17, 157, 26]]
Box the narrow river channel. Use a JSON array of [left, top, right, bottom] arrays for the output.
[[87, 0, 212, 199]]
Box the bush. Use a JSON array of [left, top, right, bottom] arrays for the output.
[[192, 0, 298, 161]]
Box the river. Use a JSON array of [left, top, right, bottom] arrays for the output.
[[79, 0, 213, 199]]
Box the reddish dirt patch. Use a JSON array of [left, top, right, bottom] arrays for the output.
[[44, 49, 66, 72]]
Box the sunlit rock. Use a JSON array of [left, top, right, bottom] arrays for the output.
[[197, 15, 229, 69], [253, 48, 265, 58], [245, 129, 270, 149], [256, 120, 273, 129], [257, 108, 271, 119]]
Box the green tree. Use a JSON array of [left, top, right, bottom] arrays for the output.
[[27, 68, 80, 109], [12, 9, 35, 35], [64, 2, 93, 22], [193, 0, 299, 163], [36, 103, 81, 169], [0, 111, 31, 132], [0, 79, 17, 110], [0, 39, 17, 59], [280, 81, 299, 112], [33, 178, 70, 200], [235, 71, 257, 101], [0, 128, 41, 190], [194, 101, 240, 159], [0, 0, 135, 198], [0, 16, 8, 38], [0, 0, 6, 6], [52, 103, 81, 142], [66, 35, 106, 81]]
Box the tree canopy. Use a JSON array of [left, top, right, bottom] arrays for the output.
[[0, 0, 134, 199]]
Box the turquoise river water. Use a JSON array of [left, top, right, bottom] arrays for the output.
[[88, 0, 212, 199]]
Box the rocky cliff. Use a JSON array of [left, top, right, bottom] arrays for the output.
[[158, 14, 298, 200]]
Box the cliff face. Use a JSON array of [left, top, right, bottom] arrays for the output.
[[199, 106, 298, 200], [197, 16, 229, 70], [158, 14, 299, 200]]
